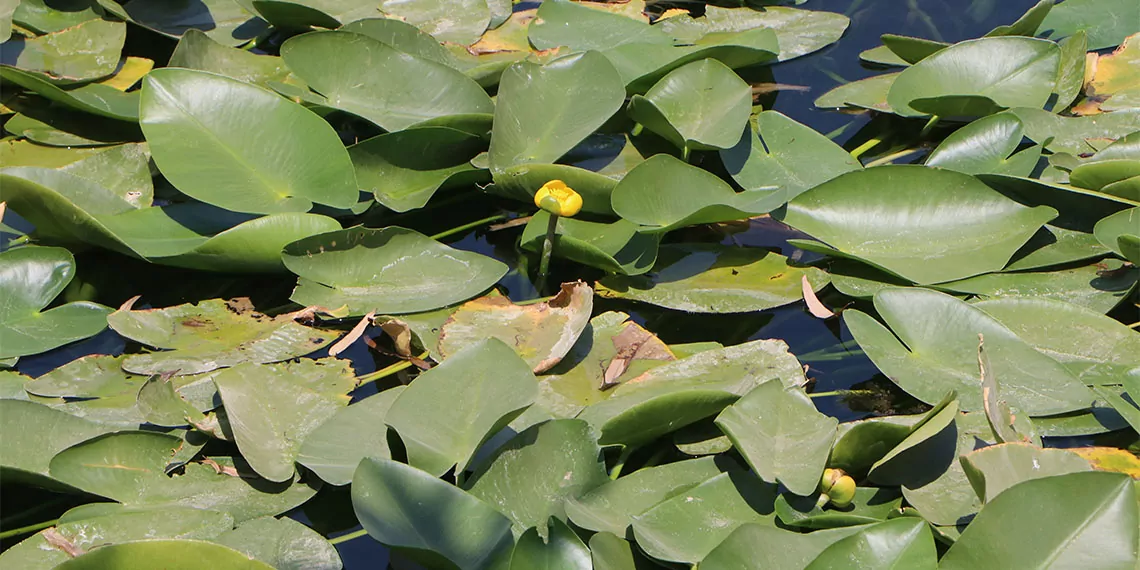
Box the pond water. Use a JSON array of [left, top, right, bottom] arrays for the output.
[[1, 0, 1054, 566]]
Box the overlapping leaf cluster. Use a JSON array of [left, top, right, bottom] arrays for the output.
[[1, 0, 1139, 568]]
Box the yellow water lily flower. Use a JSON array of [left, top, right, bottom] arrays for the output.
[[534, 180, 582, 217]]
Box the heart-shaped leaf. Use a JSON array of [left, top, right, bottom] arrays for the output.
[[349, 126, 488, 212], [925, 114, 1040, 176], [213, 516, 342, 570], [627, 59, 751, 151], [804, 518, 937, 569], [519, 211, 661, 275], [509, 517, 592, 570], [169, 29, 289, 87], [54, 540, 275, 570]]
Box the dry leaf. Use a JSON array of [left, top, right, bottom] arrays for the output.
[[329, 311, 375, 357], [801, 274, 835, 319], [601, 322, 674, 389], [379, 319, 413, 357], [198, 458, 241, 477], [42, 528, 85, 558]]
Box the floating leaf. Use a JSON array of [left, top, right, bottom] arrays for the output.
[[631, 470, 778, 564], [887, 37, 1060, 117], [844, 288, 1093, 414], [1094, 207, 1140, 262], [700, 524, 867, 570], [1037, 0, 1140, 50], [280, 31, 493, 132], [387, 339, 536, 477], [1005, 107, 1140, 155], [814, 73, 898, 112], [297, 386, 404, 486], [55, 539, 274, 570], [213, 516, 342, 570], [140, 68, 359, 214], [775, 486, 904, 530], [566, 456, 731, 538], [925, 114, 1040, 176], [804, 518, 937, 569], [868, 393, 960, 485], [627, 59, 751, 151], [2, 19, 125, 82], [119, 0, 268, 46], [349, 126, 488, 212], [108, 298, 338, 376], [612, 155, 785, 232], [937, 258, 1137, 314], [0, 399, 112, 487], [940, 472, 1138, 569], [657, 6, 848, 62], [374, 0, 490, 45], [283, 226, 507, 316], [596, 243, 829, 314], [509, 517, 592, 570], [777, 165, 1057, 285], [721, 110, 862, 201], [169, 29, 289, 87], [0, 246, 112, 359], [529, 0, 669, 52], [961, 443, 1092, 503], [0, 66, 140, 121], [716, 380, 836, 495], [519, 212, 661, 275], [466, 419, 608, 534]]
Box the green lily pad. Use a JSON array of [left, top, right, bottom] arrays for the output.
[[700, 524, 868, 570], [720, 110, 862, 200], [137, 373, 205, 427], [490, 163, 618, 215], [247, 0, 365, 30], [25, 354, 141, 399], [961, 443, 1092, 504], [280, 31, 493, 132], [880, 34, 949, 64], [1004, 225, 1111, 271], [0, 246, 112, 360], [814, 72, 898, 112], [716, 380, 838, 496], [1094, 207, 1140, 262], [488, 51, 625, 170], [900, 411, 992, 527], [887, 37, 1060, 117], [0, 66, 140, 120], [3, 101, 142, 147], [596, 243, 829, 314], [214, 361, 351, 482], [352, 457, 513, 570], [631, 470, 778, 564], [775, 486, 904, 530], [528, 0, 668, 52], [297, 386, 404, 486], [612, 155, 785, 232], [656, 5, 848, 62], [805, 517, 937, 569], [0, 399, 114, 487], [777, 165, 1057, 285], [119, 0, 267, 46], [48, 431, 320, 521], [13, 0, 104, 34], [169, 29, 289, 87], [627, 59, 751, 151], [1054, 31, 1089, 111], [844, 287, 1093, 414], [940, 471, 1138, 569], [2, 19, 124, 83], [55, 540, 274, 570], [867, 393, 960, 485], [349, 126, 487, 212], [1037, 0, 1140, 50], [519, 211, 661, 276], [565, 456, 732, 538], [213, 516, 342, 570], [282, 226, 507, 316], [466, 419, 608, 534], [0, 505, 235, 569], [925, 114, 1040, 176], [974, 297, 1140, 386], [509, 517, 592, 570], [829, 414, 923, 479], [1005, 107, 1140, 155], [387, 338, 536, 477], [107, 298, 340, 376], [340, 17, 458, 67], [438, 282, 592, 373], [937, 258, 1138, 314], [140, 68, 359, 214], [373, 0, 489, 44]]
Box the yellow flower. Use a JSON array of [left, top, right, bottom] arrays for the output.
[[534, 180, 582, 217]]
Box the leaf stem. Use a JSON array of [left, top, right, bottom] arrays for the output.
[[356, 351, 429, 385], [535, 213, 559, 296], [328, 528, 369, 546], [849, 137, 881, 160], [809, 389, 876, 398], [430, 213, 509, 241], [610, 446, 635, 480], [864, 147, 923, 168], [0, 518, 57, 540], [919, 115, 940, 137]]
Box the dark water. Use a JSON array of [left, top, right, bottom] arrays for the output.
[[4, 0, 1042, 565]]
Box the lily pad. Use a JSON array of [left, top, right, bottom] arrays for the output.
[[509, 517, 592, 570], [352, 457, 513, 570], [1037, 0, 1140, 50], [716, 380, 838, 496], [805, 518, 937, 569], [280, 31, 493, 132], [213, 516, 342, 570], [776, 165, 1057, 285], [940, 471, 1138, 569], [961, 443, 1092, 503], [612, 155, 786, 232], [0, 66, 140, 120], [596, 243, 830, 314], [296, 386, 405, 486], [282, 226, 507, 316], [700, 524, 868, 570], [627, 59, 751, 151], [925, 114, 1040, 176], [1, 19, 125, 83], [55, 540, 275, 570], [0, 399, 113, 487], [169, 29, 289, 87], [528, 0, 669, 52], [119, 0, 268, 46], [438, 282, 593, 373], [887, 37, 1060, 117], [349, 126, 488, 212], [720, 110, 862, 201], [1094, 207, 1140, 262], [936, 258, 1138, 314], [140, 68, 359, 214], [386, 338, 536, 477], [519, 212, 661, 276], [814, 73, 898, 112], [25, 354, 141, 399], [844, 287, 1093, 414], [107, 298, 340, 375], [656, 6, 848, 62], [465, 419, 608, 534], [0, 246, 112, 360], [775, 486, 904, 530]]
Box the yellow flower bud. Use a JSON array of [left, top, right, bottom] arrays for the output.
[[534, 180, 583, 217], [819, 468, 843, 494], [828, 475, 857, 507]]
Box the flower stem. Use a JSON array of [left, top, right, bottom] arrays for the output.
[[809, 389, 876, 398], [610, 446, 635, 480], [849, 137, 881, 160], [328, 528, 369, 546], [535, 213, 559, 296], [919, 115, 941, 137], [356, 351, 429, 385], [865, 147, 923, 168], [0, 519, 57, 540], [430, 213, 508, 241]]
